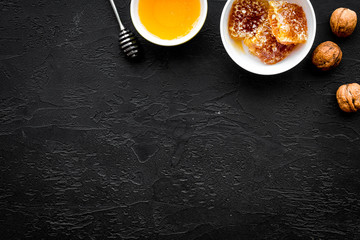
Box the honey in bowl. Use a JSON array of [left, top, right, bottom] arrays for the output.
[[138, 0, 201, 40]]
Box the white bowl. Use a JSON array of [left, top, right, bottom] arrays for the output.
[[220, 0, 316, 75], [130, 0, 208, 46]]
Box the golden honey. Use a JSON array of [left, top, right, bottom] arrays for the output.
[[138, 0, 201, 40]]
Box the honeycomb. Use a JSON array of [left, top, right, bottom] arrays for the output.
[[268, 1, 308, 45], [228, 0, 269, 39], [243, 19, 296, 64]]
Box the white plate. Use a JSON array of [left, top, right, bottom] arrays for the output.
[[220, 0, 317, 75]]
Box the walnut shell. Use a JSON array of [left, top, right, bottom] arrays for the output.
[[336, 83, 360, 113], [330, 8, 357, 37], [312, 41, 342, 71]]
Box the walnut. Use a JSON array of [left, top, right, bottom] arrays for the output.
[[330, 8, 357, 37], [312, 41, 342, 71], [336, 83, 360, 113]]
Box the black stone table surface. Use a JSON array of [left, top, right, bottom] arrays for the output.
[[1, 0, 360, 239]]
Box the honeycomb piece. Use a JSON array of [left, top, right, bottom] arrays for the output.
[[268, 1, 308, 45], [244, 19, 296, 64], [228, 0, 269, 39]]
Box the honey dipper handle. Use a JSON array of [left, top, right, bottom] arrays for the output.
[[109, 0, 125, 30]]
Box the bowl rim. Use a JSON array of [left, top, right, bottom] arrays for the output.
[[220, 0, 317, 75], [130, 0, 208, 47]]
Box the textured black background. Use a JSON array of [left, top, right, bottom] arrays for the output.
[[1, 0, 360, 239]]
